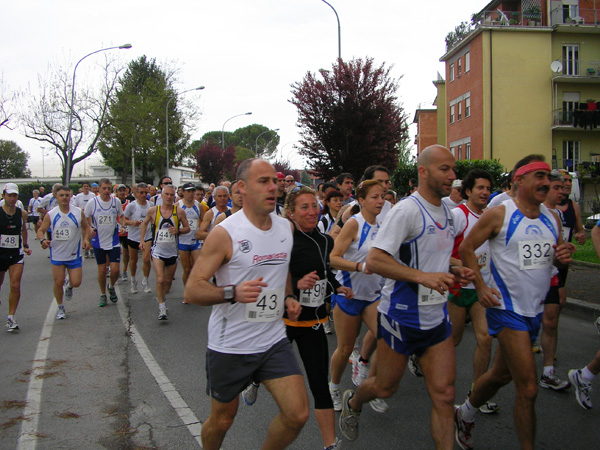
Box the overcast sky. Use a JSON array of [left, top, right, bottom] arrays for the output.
[[0, 0, 485, 178]]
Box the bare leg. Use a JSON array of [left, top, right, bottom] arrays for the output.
[[447, 300, 466, 347], [7, 263, 24, 315], [541, 304, 560, 370], [470, 302, 492, 381], [51, 264, 66, 305], [201, 397, 239, 450], [330, 305, 361, 384], [128, 246, 139, 278], [96, 263, 107, 294]]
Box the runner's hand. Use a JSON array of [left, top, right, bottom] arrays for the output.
[[417, 272, 454, 296], [297, 271, 319, 290], [285, 297, 302, 321], [450, 266, 475, 287], [554, 242, 575, 265], [336, 286, 354, 300], [234, 277, 269, 304], [477, 285, 502, 308]]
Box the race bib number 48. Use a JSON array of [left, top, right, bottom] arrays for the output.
[[245, 289, 284, 322], [299, 279, 326, 307], [0, 235, 19, 248], [518, 240, 554, 270]]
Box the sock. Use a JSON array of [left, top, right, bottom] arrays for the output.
[[131, 275, 136, 282], [543, 366, 554, 377], [7, 315, 14, 320], [359, 356, 369, 364], [460, 399, 477, 422], [143, 277, 148, 283], [582, 367, 596, 383], [329, 381, 340, 389]]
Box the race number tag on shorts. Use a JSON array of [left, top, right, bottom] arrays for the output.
[[518, 240, 553, 270], [156, 229, 175, 243], [476, 250, 489, 272], [0, 235, 19, 248], [188, 219, 198, 231], [418, 284, 448, 306], [561, 226, 571, 242], [245, 289, 284, 322], [97, 214, 114, 227], [299, 279, 326, 307], [54, 227, 71, 241]]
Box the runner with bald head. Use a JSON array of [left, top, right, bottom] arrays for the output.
[[339, 145, 473, 449]]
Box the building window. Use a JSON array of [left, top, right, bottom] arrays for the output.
[[465, 52, 470, 72], [450, 64, 455, 82], [457, 145, 462, 160], [458, 102, 462, 120], [465, 96, 471, 117], [562, 140, 580, 170], [562, 92, 580, 125], [450, 105, 455, 123], [465, 143, 471, 160], [457, 58, 462, 76], [562, 44, 579, 75]]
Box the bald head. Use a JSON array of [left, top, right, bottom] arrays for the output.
[[418, 145, 453, 168]]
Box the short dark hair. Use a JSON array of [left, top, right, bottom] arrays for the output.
[[362, 165, 389, 181], [236, 158, 257, 181], [461, 169, 493, 199], [159, 176, 172, 186], [336, 173, 354, 186], [322, 182, 338, 192]]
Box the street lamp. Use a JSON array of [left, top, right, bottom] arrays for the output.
[[65, 43, 132, 185], [254, 128, 279, 156], [221, 112, 252, 148], [321, 0, 341, 60], [165, 86, 205, 177]]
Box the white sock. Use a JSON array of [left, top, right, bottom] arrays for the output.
[[143, 277, 148, 283], [7, 315, 14, 320], [543, 366, 554, 377], [459, 399, 477, 422], [131, 276, 136, 282], [329, 381, 340, 389], [582, 367, 596, 383]]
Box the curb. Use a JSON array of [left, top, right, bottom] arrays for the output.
[[563, 297, 600, 321], [571, 260, 600, 269]]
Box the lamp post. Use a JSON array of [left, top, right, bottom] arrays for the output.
[[254, 128, 279, 156], [321, 0, 341, 59], [65, 43, 132, 185], [165, 86, 205, 177], [221, 112, 252, 148]]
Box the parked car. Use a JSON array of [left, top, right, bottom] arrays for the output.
[[584, 213, 600, 230]]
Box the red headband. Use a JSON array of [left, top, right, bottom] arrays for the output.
[[514, 162, 551, 180]]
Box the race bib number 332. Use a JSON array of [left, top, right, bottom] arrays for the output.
[[518, 240, 553, 270]]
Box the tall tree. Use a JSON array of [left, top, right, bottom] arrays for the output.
[[195, 141, 236, 184], [0, 140, 32, 178], [18, 56, 123, 184], [290, 57, 409, 181], [1, 78, 13, 130], [98, 56, 196, 182], [200, 124, 280, 158]]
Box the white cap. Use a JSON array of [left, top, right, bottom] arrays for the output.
[[451, 180, 462, 189], [3, 183, 18, 194]]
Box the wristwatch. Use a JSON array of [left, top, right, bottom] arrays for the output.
[[223, 285, 236, 304]]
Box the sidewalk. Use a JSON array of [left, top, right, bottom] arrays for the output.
[[563, 261, 600, 320]]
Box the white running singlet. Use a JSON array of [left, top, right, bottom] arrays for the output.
[[48, 206, 83, 262], [84, 196, 123, 250], [124, 200, 153, 243], [74, 192, 95, 210], [177, 200, 202, 246]]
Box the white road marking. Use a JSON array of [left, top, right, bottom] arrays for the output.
[[16, 301, 58, 450], [114, 284, 203, 447]]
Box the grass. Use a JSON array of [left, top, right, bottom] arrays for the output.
[[572, 239, 600, 264]]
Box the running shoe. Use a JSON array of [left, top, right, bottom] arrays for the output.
[[339, 390, 360, 442], [130, 280, 138, 294], [454, 406, 474, 450], [369, 398, 389, 413], [408, 354, 423, 377], [329, 383, 342, 411], [540, 374, 570, 390], [141, 279, 151, 294], [106, 267, 111, 278], [324, 437, 342, 450], [352, 357, 369, 387], [107, 285, 118, 303], [594, 316, 600, 336], [242, 382, 259, 406], [323, 320, 333, 335], [64, 279, 73, 301], [478, 400, 499, 414], [6, 316, 19, 332], [99, 294, 107, 307], [349, 346, 359, 364], [120, 271, 128, 282], [158, 304, 168, 320], [56, 305, 67, 320], [568, 369, 593, 410]]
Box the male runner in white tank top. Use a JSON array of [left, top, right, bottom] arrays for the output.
[[184, 159, 308, 450], [197, 185, 230, 240], [455, 156, 575, 450]]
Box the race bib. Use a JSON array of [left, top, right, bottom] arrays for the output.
[[476, 250, 489, 272], [518, 240, 554, 270], [418, 284, 448, 306], [0, 235, 19, 249], [299, 279, 326, 307], [561, 226, 571, 242], [97, 214, 114, 227], [54, 227, 71, 241], [156, 229, 175, 243], [188, 218, 198, 231], [245, 289, 284, 322]]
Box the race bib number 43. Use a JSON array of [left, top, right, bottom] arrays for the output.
[[245, 289, 284, 322], [0, 235, 19, 248], [518, 240, 553, 270]]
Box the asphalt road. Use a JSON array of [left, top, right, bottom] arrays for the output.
[[1, 246, 599, 449]]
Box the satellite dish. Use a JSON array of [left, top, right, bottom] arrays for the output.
[[551, 60, 563, 73]]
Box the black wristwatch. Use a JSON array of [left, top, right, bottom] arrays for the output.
[[223, 285, 236, 304]]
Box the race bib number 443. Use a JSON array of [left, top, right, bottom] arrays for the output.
[[245, 289, 284, 322], [54, 227, 71, 241], [518, 240, 554, 270]]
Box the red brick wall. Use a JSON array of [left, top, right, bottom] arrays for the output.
[[416, 110, 438, 153]]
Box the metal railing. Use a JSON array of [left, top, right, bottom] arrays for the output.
[[552, 108, 599, 128], [554, 59, 600, 77], [550, 7, 600, 26], [474, 10, 545, 27]]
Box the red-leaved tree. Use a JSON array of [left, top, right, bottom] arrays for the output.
[[290, 57, 409, 181], [196, 142, 236, 184], [272, 160, 301, 183]]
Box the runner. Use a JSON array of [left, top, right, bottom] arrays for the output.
[[197, 185, 231, 240], [448, 169, 499, 413], [74, 182, 95, 258], [0, 183, 31, 331], [339, 146, 472, 450], [318, 190, 343, 234], [150, 176, 173, 206], [140, 185, 190, 320], [177, 182, 203, 304], [115, 184, 130, 282], [214, 180, 242, 226], [84, 178, 124, 307], [38, 185, 91, 319], [123, 183, 153, 294], [454, 155, 575, 450], [184, 158, 308, 450]]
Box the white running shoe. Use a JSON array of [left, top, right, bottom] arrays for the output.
[[141, 279, 151, 293], [408, 354, 423, 377], [540, 373, 570, 390], [594, 316, 600, 336], [120, 271, 128, 282], [63, 279, 73, 301], [339, 390, 360, 441], [369, 398, 389, 413], [352, 357, 369, 387], [158, 304, 168, 320], [454, 406, 474, 450], [329, 383, 342, 411], [323, 320, 333, 335], [568, 369, 593, 410], [242, 382, 259, 406], [56, 305, 67, 320], [6, 316, 19, 332], [130, 280, 138, 294]]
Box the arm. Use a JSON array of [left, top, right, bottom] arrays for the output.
[[285, 272, 302, 321], [174, 209, 191, 236], [37, 214, 52, 249], [550, 209, 575, 268], [572, 201, 586, 245], [196, 209, 214, 241], [80, 211, 92, 251], [592, 224, 600, 260], [328, 203, 353, 239], [184, 226, 267, 306], [139, 207, 156, 251], [21, 210, 31, 256], [329, 219, 365, 272]]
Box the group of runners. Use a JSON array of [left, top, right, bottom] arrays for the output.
[[1, 147, 599, 450]]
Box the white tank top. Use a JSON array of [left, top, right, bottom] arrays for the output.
[[178, 200, 202, 246], [151, 206, 179, 259], [85, 196, 121, 250], [208, 206, 230, 233], [489, 200, 559, 317], [335, 212, 383, 301], [49, 206, 83, 262], [124, 200, 153, 243], [452, 204, 491, 288], [208, 210, 292, 354]]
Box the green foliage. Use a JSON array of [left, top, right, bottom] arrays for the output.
[[201, 125, 280, 158], [0, 140, 31, 178], [572, 239, 600, 264], [300, 170, 312, 186], [234, 146, 255, 164], [445, 21, 474, 52], [391, 161, 418, 196]]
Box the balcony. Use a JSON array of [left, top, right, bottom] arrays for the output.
[[473, 10, 546, 28], [552, 59, 600, 83], [552, 107, 600, 130], [550, 7, 600, 26]]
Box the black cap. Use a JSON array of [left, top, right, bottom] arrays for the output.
[[182, 182, 196, 191]]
